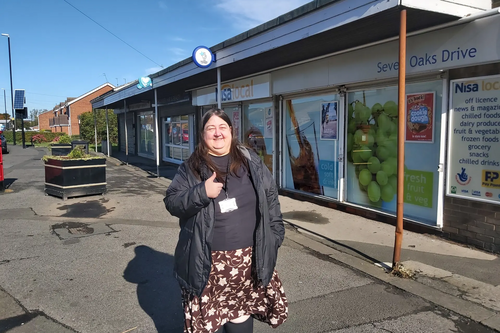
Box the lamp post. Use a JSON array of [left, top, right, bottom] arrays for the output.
[[1, 33, 15, 145]]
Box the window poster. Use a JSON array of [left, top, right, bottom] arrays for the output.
[[232, 110, 240, 139], [264, 107, 273, 139], [345, 80, 443, 226], [406, 92, 435, 143], [284, 95, 340, 200], [320, 101, 338, 140], [447, 74, 500, 204]]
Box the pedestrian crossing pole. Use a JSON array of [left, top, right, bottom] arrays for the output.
[[393, 9, 407, 269]]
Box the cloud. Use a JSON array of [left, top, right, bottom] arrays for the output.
[[168, 47, 187, 57], [215, 0, 311, 30], [145, 66, 163, 75], [158, 1, 167, 10], [170, 37, 189, 42]]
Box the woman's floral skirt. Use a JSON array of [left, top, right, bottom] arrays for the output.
[[181, 246, 288, 333]]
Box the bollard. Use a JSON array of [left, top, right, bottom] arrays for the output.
[[0, 148, 4, 191]]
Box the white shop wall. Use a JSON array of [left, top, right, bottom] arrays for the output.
[[273, 14, 500, 94]]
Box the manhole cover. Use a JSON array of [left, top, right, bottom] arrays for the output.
[[51, 222, 116, 240]]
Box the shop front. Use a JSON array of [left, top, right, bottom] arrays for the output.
[[92, 0, 497, 251], [274, 12, 500, 232]]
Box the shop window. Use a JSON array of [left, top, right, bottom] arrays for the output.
[[222, 105, 241, 141], [163, 115, 192, 162], [345, 81, 442, 225], [138, 113, 155, 158], [283, 94, 340, 199], [243, 102, 273, 172]]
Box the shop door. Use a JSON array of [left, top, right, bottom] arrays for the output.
[[282, 94, 342, 199]]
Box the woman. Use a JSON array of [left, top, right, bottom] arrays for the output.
[[164, 109, 287, 333]]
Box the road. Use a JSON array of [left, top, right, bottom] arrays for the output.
[[0, 145, 496, 333]]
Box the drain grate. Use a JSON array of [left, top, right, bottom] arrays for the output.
[[51, 222, 116, 240], [67, 227, 94, 235]]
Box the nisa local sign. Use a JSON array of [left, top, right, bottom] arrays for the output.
[[220, 81, 254, 102], [454, 79, 500, 94], [194, 74, 271, 106], [137, 77, 152, 89]]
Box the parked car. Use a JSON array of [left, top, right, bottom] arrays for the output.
[[0, 131, 7, 154], [182, 129, 189, 143]]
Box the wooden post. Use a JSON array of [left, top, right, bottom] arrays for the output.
[[393, 9, 407, 268]]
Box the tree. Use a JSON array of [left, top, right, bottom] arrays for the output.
[[0, 113, 10, 120], [29, 108, 47, 125], [79, 109, 118, 144]]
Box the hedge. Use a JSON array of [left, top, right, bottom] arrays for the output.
[[2, 131, 75, 144]]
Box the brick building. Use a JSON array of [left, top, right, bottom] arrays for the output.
[[39, 83, 114, 135]]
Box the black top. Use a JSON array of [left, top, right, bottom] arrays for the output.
[[210, 154, 259, 251]]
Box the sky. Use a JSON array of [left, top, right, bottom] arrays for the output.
[[0, 0, 312, 116]]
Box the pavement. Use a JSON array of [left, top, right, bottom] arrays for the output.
[[0, 145, 499, 332]]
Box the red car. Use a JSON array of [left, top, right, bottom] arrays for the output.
[[182, 129, 189, 143]]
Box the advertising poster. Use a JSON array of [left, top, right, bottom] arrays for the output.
[[406, 92, 435, 143], [320, 101, 338, 140], [264, 107, 273, 139], [345, 80, 443, 225], [232, 110, 240, 139], [447, 74, 500, 204]]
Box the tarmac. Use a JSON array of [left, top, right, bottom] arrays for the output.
[[1, 145, 499, 332], [94, 149, 500, 331]]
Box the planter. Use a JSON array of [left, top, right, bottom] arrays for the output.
[[44, 157, 106, 200], [50, 143, 72, 156]]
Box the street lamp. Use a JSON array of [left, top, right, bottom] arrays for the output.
[[1, 33, 15, 145]]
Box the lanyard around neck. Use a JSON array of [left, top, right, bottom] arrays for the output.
[[223, 159, 230, 198]]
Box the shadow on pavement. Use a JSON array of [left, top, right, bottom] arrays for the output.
[[123, 245, 184, 333], [1, 178, 16, 189], [0, 313, 37, 333], [109, 151, 178, 180]]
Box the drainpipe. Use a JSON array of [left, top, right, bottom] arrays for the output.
[[68, 105, 72, 137], [393, 9, 407, 268]]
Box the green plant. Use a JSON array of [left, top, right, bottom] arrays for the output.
[[67, 147, 86, 159], [42, 146, 101, 162], [57, 135, 72, 144]]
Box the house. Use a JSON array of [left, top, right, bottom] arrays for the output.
[[40, 83, 114, 135]]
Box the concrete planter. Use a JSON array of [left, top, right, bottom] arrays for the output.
[[44, 157, 106, 200]]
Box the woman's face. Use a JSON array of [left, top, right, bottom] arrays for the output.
[[203, 115, 232, 156]]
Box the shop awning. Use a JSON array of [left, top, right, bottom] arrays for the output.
[[91, 0, 488, 110]]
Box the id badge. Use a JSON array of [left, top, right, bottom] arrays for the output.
[[219, 197, 238, 213]]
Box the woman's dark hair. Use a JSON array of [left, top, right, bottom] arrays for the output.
[[187, 109, 248, 181]]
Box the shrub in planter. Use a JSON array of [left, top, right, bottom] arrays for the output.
[[50, 135, 73, 156], [43, 147, 106, 200]]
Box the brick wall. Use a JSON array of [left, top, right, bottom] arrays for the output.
[[38, 111, 52, 131], [443, 197, 500, 253], [68, 85, 113, 136]]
